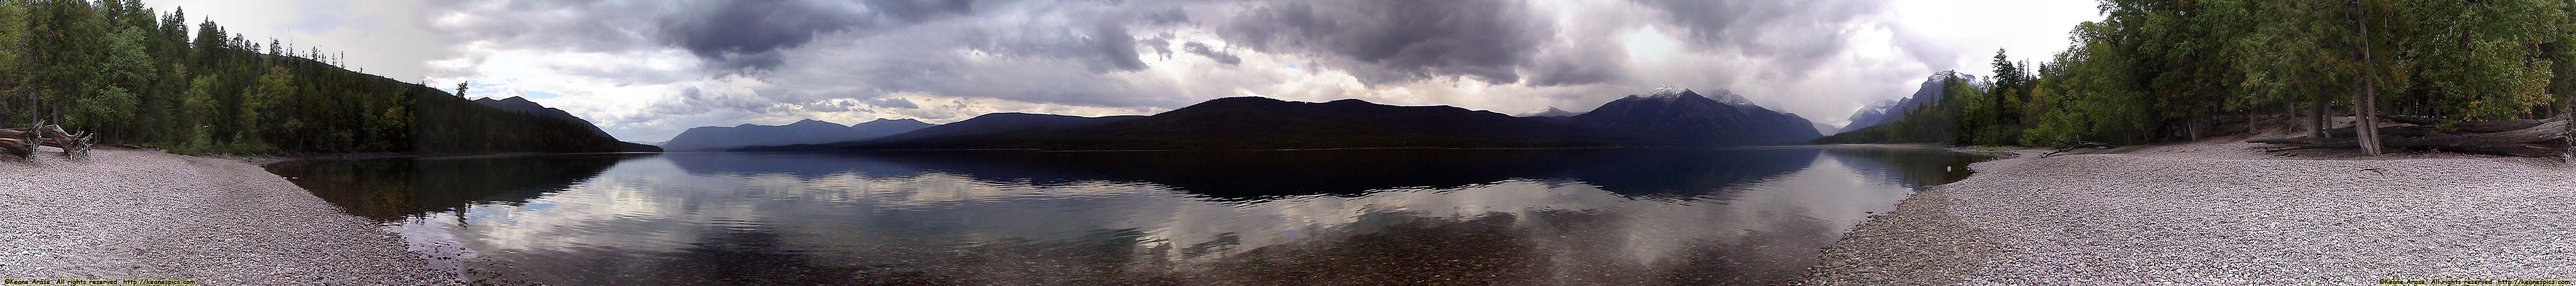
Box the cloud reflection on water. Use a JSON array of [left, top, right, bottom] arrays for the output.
[[271, 147, 1989, 285]]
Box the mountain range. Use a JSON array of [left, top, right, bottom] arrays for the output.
[[1840, 73, 1977, 133], [660, 119, 937, 151], [812, 97, 1612, 150], [737, 87, 1822, 151], [1568, 88, 1822, 146], [869, 113, 1140, 143], [472, 96, 663, 152]]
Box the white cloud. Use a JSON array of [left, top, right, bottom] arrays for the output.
[[185, 0, 2099, 141]]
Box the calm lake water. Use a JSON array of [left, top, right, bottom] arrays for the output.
[[265, 146, 1990, 286]]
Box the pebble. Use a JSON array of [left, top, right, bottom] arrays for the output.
[[1798, 147, 2576, 285], [0, 149, 460, 285]]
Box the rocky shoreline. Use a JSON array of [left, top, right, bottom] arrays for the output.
[[0, 148, 458, 285], [1800, 142, 2576, 285]]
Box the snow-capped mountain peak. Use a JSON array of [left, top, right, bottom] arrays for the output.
[[1621, 86, 1753, 106], [1645, 86, 1688, 98], [1704, 89, 1755, 106]]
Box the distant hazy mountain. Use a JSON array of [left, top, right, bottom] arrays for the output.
[[1569, 87, 1822, 146], [757, 97, 1611, 151], [1812, 121, 1841, 136], [870, 113, 1142, 143], [846, 119, 937, 138], [1841, 100, 1900, 132], [1516, 107, 1582, 118], [472, 96, 661, 152], [1841, 73, 1977, 133], [662, 119, 939, 151]]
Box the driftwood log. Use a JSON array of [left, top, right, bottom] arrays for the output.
[[2041, 141, 2115, 158], [2250, 118, 2570, 157], [0, 124, 92, 160]]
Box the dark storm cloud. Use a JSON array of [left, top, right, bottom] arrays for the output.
[[427, 0, 1956, 141], [659, 0, 976, 72], [1182, 41, 1240, 65], [1218, 0, 1553, 85], [1524, 56, 1621, 87], [1089, 24, 1150, 71], [1630, 0, 1887, 75], [1140, 35, 1174, 59], [722, 0, 1205, 112]]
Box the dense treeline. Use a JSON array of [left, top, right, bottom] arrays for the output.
[[1829, 0, 2576, 155], [0, 0, 627, 154]]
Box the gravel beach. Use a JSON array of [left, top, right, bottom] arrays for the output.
[[0, 148, 457, 285], [1801, 140, 2576, 285]]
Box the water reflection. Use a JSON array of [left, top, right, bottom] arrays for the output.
[[266, 154, 646, 221], [268, 147, 1990, 286], [1819, 145, 1985, 190], [664, 149, 1821, 204]]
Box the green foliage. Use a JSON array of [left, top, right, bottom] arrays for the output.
[[1831, 0, 2576, 150], [74, 85, 134, 126], [2391, 0, 2566, 121], [177, 74, 216, 153], [236, 66, 290, 147], [0, 0, 628, 155]]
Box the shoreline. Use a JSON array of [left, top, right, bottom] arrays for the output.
[[222, 151, 664, 165], [0, 147, 459, 285], [1798, 139, 2576, 285]]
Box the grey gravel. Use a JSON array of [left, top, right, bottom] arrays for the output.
[[1803, 147, 2576, 285], [0, 148, 459, 285]]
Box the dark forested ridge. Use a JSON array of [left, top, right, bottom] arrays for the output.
[[0, 0, 633, 154], [471, 96, 662, 152], [752, 97, 1617, 151], [1824, 0, 2576, 154], [745, 92, 1828, 152]]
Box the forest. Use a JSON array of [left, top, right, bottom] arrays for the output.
[[0, 0, 629, 155], [1824, 0, 2576, 156]]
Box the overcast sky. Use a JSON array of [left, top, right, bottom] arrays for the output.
[[148, 0, 2099, 143]]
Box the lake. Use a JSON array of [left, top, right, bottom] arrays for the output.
[[264, 146, 1991, 285]]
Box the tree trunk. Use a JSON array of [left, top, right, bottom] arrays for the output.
[[2353, 7, 2384, 156], [2187, 112, 2204, 141], [2356, 81, 2383, 155], [2309, 100, 2330, 139], [0, 125, 93, 159]]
